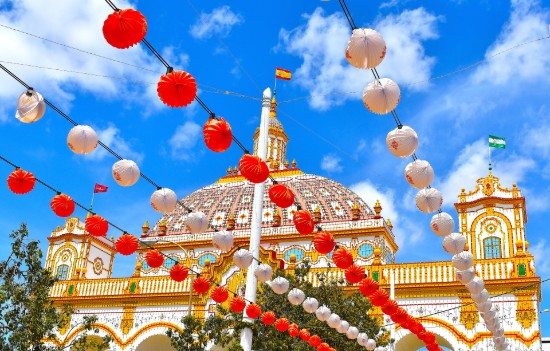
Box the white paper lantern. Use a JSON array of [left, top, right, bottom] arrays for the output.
[[466, 276, 485, 295], [270, 276, 290, 295], [443, 233, 466, 255], [498, 342, 510, 351], [212, 230, 234, 252], [233, 249, 253, 269], [112, 159, 140, 187], [415, 188, 443, 213], [362, 78, 400, 115], [67, 125, 98, 154], [481, 305, 497, 320], [357, 333, 368, 346], [452, 251, 474, 271], [254, 263, 273, 283], [493, 327, 505, 338], [405, 160, 434, 189], [456, 267, 475, 284], [473, 289, 490, 304], [327, 314, 341, 328], [186, 211, 209, 234], [485, 317, 498, 330], [430, 212, 455, 237], [303, 297, 319, 314], [476, 300, 493, 313], [150, 188, 178, 213], [337, 320, 350, 334], [288, 288, 306, 306], [16, 90, 46, 123], [315, 305, 331, 322], [346, 326, 360, 339], [386, 126, 418, 158], [366, 339, 377, 350], [345, 28, 386, 69], [494, 336, 505, 347]]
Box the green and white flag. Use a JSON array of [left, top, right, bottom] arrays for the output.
[[489, 135, 506, 149]]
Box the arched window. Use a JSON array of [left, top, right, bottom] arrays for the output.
[[163, 256, 177, 269], [284, 248, 305, 262], [358, 244, 374, 258], [198, 254, 217, 266], [56, 265, 69, 280], [483, 237, 502, 259]]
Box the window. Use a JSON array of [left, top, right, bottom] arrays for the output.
[[164, 256, 178, 269], [141, 260, 150, 270], [199, 254, 217, 266], [385, 252, 394, 264], [284, 248, 305, 262], [56, 265, 69, 280], [358, 244, 374, 258], [484, 237, 502, 259]]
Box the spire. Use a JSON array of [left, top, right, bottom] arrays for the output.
[[270, 92, 277, 119]]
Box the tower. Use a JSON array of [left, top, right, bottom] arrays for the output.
[[253, 94, 288, 170]]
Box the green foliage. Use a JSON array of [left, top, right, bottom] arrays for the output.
[[167, 314, 236, 351], [0, 223, 111, 351]]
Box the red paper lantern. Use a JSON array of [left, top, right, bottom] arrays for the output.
[[246, 303, 262, 319], [358, 277, 379, 296], [426, 343, 439, 351], [423, 331, 436, 344], [85, 214, 109, 237], [7, 169, 36, 194], [308, 335, 322, 347], [230, 296, 246, 313], [313, 231, 335, 254], [401, 315, 416, 330], [268, 184, 295, 208], [317, 343, 330, 351], [145, 249, 164, 268], [381, 299, 399, 315], [344, 264, 365, 284], [193, 276, 210, 294], [50, 194, 75, 217], [261, 311, 276, 325], [170, 264, 189, 282], [211, 286, 229, 303], [293, 210, 315, 235], [287, 323, 299, 337], [115, 233, 139, 256], [299, 329, 310, 341], [238, 154, 269, 183], [370, 289, 389, 307], [332, 247, 353, 269], [102, 9, 147, 49], [157, 70, 197, 107], [410, 321, 425, 335], [203, 117, 232, 152], [390, 308, 408, 324], [275, 318, 290, 332]]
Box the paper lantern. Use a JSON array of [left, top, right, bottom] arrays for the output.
[[288, 323, 299, 337], [270, 276, 290, 295], [452, 251, 474, 271], [401, 315, 416, 330], [115, 233, 139, 256], [16, 89, 46, 123], [317, 343, 330, 351], [494, 336, 505, 347], [315, 306, 331, 322], [261, 311, 276, 325], [337, 320, 350, 334], [275, 318, 290, 332], [150, 188, 178, 214], [269, 184, 295, 208], [254, 263, 273, 283], [358, 278, 379, 296], [381, 299, 399, 315], [193, 276, 210, 294], [211, 286, 229, 303], [230, 296, 246, 313], [239, 154, 269, 183], [370, 289, 389, 307], [145, 250, 164, 268], [426, 343, 439, 351], [299, 329, 310, 341], [466, 276, 485, 295], [357, 333, 368, 346], [366, 339, 377, 350], [85, 214, 109, 237], [423, 332, 436, 344], [332, 247, 353, 269], [203, 117, 232, 152], [443, 233, 466, 255], [346, 326, 359, 339], [186, 211, 209, 234], [50, 194, 75, 217], [386, 125, 418, 158], [345, 264, 365, 284], [476, 300, 493, 313], [170, 264, 189, 282], [327, 314, 341, 328], [430, 212, 455, 237], [390, 308, 408, 324], [362, 78, 400, 115], [345, 28, 386, 69], [472, 289, 490, 304], [102, 9, 147, 49], [456, 267, 475, 284], [288, 288, 306, 306], [303, 297, 319, 314], [493, 327, 505, 338], [7, 169, 36, 194], [212, 230, 234, 252], [481, 306, 497, 321], [233, 248, 253, 269], [415, 188, 443, 213], [157, 70, 197, 107], [313, 231, 335, 254], [293, 210, 315, 235], [246, 303, 262, 319], [67, 125, 98, 154], [112, 159, 140, 187], [309, 335, 322, 347], [405, 160, 434, 189]]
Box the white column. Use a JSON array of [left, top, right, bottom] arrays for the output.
[[240, 88, 271, 351]]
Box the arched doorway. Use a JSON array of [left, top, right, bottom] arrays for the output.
[[135, 334, 176, 351], [394, 332, 454, 351]]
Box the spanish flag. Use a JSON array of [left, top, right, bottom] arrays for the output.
[[275, 67, 292, 80]]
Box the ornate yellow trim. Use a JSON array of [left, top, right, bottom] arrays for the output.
[[121, 306, 135, 335]]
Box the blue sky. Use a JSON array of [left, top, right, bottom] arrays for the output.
[[0, 0, 549, 345]]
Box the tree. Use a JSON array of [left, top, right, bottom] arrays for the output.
[[0, 223, 112, 351], [167, 260, 390, 351]]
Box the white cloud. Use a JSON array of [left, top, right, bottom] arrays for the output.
[[320, 154, 343, 173], [189, 6, 243, 40], [86, 123, 144, 163], [168, 120, 201, 161]]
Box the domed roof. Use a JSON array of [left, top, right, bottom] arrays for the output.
[[149, 168, 375, 236]]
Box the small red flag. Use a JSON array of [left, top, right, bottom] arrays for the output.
[[94, 183, 108, 193]]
